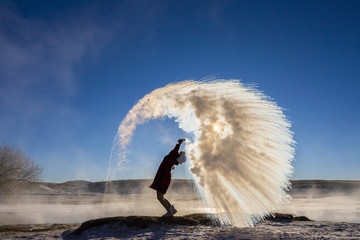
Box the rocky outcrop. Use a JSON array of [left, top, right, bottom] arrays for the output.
[[71, 213, 311, 235]]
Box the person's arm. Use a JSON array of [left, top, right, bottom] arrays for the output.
[[173, 143, 180, 152], [175, 139, 185, 150], [170, 139, 185, 154]]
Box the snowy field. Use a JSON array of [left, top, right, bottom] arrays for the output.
[[1, 220, 360, 240], [0, 180, 359, 239]]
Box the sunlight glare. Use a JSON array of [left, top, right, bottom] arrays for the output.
[[213, 124, 220, 132]]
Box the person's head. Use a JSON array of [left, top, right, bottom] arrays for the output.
[[177, 151, 186, 164]]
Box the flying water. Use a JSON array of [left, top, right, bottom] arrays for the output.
[[109, 79, 295, 227]]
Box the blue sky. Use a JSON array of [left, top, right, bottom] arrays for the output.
[[0, 0, 359, 182]]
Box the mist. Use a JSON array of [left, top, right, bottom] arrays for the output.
[[0, 180, 203, 225], [109, 79, 295, 227], [1, 180, 360, 225]]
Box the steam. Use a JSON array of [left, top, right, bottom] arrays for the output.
[[109, 79, 295, 227]]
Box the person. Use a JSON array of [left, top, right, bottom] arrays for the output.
[[149, 139, 186, 217]]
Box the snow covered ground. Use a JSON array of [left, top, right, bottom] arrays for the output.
[[1, 219, 359, 239], [78, 221, 360, 240]]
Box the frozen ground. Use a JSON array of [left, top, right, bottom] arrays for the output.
[[0, 180, 359, 239], [1, 218, 359, 240], [72, 221, 360, 240]]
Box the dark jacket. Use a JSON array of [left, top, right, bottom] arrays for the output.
[[149, 144, 180, 194]]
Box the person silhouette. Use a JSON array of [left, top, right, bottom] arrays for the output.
[[149, 139, 186, 217]]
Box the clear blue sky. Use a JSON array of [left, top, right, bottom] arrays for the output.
[[0, 0, 359, 182]]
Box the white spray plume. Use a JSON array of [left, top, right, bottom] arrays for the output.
[[109, 79, 295, 227]]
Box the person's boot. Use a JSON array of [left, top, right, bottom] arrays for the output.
[[162, 211, 171, 217], [162, 207, 172, 217], [162, 205, 177, 217], [169, 205, 177, 216]]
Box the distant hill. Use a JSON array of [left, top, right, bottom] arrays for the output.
[[289, 180, 360, 197], [7, 179, 360, 198]]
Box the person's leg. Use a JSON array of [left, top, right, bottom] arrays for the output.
[[157, 191, 171, 210]]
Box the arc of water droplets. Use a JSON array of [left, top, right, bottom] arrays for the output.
[[109, 79, 295, 227]]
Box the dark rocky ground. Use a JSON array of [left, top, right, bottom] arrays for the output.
[[1, 213, 359, 240]]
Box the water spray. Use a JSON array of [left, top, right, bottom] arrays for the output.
[[108, 79, 295, 227]]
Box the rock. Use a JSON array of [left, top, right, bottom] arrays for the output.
[[265, 213, 312, 221], [293, 216, 311, 221], [70, 213, 312, 235]]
